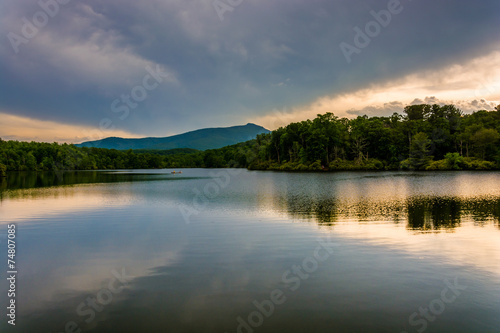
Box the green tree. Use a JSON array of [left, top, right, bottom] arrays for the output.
[[471, 128, 500, 159], [203, 150, 225, 168], [406, 132, 433, 170], [25, 152, 37, 170], [444, 152, 464, 170], [404, 104, 430, 121]]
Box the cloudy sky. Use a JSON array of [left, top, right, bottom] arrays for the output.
[[1, 0, 499, 143]]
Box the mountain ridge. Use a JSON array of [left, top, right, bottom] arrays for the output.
[[76, 123, 269, 150]]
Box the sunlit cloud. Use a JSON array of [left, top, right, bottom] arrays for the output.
[[1, 0, 500, 138], [0, 112, 142, 143], [254, 50, 500, 129]]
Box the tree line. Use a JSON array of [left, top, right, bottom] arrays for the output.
[[1, 103, 499, 174], [0, 141, 202, 173], [236, 104, 500, 171]]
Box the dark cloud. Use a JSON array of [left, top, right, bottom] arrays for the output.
[[1, 0, 499, 136]]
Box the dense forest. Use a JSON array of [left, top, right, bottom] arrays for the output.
[[0, 141, 202, 175], [235, 104, 500, 171], [1, 104, 499, 175]]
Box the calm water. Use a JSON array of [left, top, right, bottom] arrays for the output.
[[0, 170, 499, 333]]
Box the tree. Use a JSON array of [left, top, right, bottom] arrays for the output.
[[271, 128, 285, 164], [404, 104, 430, 121], [444, 153, 464, 170], [407, 132, 433, 170], [25, 152, 37, 170], [351, 135, 367, 163], [0, 104, 498, 172], [203, 150, 224, 168], [471, 128, 500, 159], [313, 112, 340, 164]]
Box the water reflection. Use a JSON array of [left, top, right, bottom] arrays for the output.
[[265, 193, 499, 231], [1, 170, 500, 332], [248, 171, 500, 231], [2, 171, 500, 231], [0, 170, 201, 195]]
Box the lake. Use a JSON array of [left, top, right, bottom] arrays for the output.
[[0, 169, 499, 333]]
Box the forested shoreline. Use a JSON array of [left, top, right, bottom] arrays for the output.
[[1, 104, 499, 175]]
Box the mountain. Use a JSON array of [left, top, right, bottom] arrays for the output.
[[76, 123, 270, 150]]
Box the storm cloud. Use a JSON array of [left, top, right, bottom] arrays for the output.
[[1, 0, 499, 141]]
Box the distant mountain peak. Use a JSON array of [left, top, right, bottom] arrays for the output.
[[76, 123, 270, 150]]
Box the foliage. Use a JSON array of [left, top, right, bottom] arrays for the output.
[[463, 158, 496, 170], [0, 141, 182, 171], [329, 158, 384, 171], [425, 159, 449, 171], [1, 104, 499, 173], [133, 148, 200, 155], [403, 132, 433, 170], [444, 152, 465, 170]]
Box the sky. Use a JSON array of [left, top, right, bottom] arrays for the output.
[[1, 0, 499, 143]]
